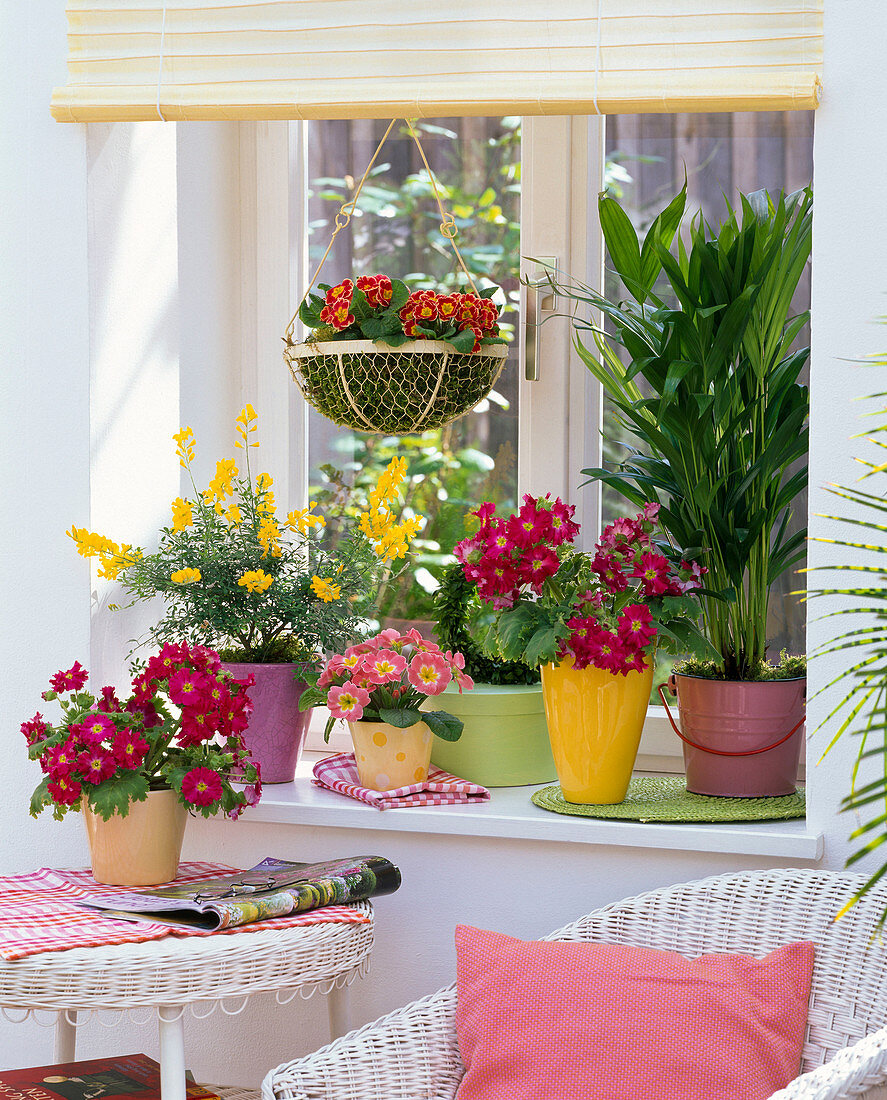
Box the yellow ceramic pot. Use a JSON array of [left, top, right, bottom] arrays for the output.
[[541, 657, 653, 804], [348, 720, 433, 791], [82, 788, 188, 886]]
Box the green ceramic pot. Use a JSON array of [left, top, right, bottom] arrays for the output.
[[429, 682, 555, 787]]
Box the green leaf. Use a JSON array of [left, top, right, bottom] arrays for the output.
[[87, 772, 151, 821], [378, 707, 422, 728], [389, 279, 411, 311], [298, 686, 326, 711], [29, 776, 54, 818], [423, 710, 464, 742], [448, 327, 478, 354], [523, 626, 560, 667], [599, 192, 643, 300]]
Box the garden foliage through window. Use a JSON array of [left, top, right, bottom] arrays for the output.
[[304, 118, 521, 630]]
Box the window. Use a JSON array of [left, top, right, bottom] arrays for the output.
[[274, 111, 813, 765]]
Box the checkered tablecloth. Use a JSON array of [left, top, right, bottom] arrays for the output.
[[312, 752, 491, 810], [0, 862, 370, 961]]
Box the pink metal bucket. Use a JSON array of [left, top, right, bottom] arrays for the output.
[[222, 661, 312, 783], [658, 674, 805, 797]]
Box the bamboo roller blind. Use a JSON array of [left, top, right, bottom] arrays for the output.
[[51, 0, 823, 123]]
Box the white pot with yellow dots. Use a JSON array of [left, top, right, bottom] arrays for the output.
[[348, 720, 433, 791]]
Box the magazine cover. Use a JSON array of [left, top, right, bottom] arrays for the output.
[[0, 1054, 217, 1100], [76, 855, 401, 930]]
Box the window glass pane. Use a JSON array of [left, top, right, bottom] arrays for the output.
[[602, 111, 813, 679], [304, 118, 521, 630]]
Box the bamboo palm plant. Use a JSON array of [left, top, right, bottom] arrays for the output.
[[549, 184, 812, 679], [809, 387, 887, 917]]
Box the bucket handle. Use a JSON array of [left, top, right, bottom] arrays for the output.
[[656, 679, 805, 758]]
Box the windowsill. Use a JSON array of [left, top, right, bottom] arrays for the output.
[[242, 752, 823, 860]]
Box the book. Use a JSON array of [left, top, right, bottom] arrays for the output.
[[76, 855, 401, 930], [0, 1054, 217, 1100]]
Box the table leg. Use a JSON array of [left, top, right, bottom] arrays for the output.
[[54, 1010, 77, 1062], [326, 982, 352, 1040], [157, 1006, 187, 1100]]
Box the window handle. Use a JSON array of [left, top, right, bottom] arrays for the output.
[[524, 262, 557, 382]]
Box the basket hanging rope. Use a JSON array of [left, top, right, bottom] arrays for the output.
[[283, 119, 509, 435]]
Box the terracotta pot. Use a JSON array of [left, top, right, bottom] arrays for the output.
[[83, 788, 187, 886], [660, 674, 806, 797], [430, 682, 555, 787], [541, 657, 653, 804], [222, 661, 312, 783], [348, 719, 433, 791]]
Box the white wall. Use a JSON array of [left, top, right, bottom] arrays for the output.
[[1, 0, 885, 1086]]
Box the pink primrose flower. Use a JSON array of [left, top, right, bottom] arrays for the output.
[[49, 661, 88, 693], [617, 604, 658, 647], [547, 498, 580, 545], [505, 509, 550, 550], [177, 709, 220, 746], [592, 551, 629, 593], [21, 712, 47, 746], [243, 773, 263, 806], [45, 739, 79, 778], [365, 650, 408, 685], [167, 668, 212, 707], [473, 501, 496, 532], [407, 651, 452, 696], [111, 727, 150, 769], [77, 747, 117, 784], [598, 515, 642, 549], [328, 681, 371, 721], [79, 713, 116, 745], [632, 551, 674, 596], [99, 686, 122, 712], [182, 766, 223, 807], [521, 545, 560, 591], [48, 775, 82, 806]]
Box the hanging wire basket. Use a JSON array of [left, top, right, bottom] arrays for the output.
[[283, 119, 510, 435], [284, 338, 508, 434]]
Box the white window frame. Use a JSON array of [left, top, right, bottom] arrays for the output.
[[246, 116, 681, 768]]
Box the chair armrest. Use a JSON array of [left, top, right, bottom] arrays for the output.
[[768, 1026, 887, 1099], [262, 984, 462, 1100]]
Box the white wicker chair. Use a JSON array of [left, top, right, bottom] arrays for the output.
[[262, 868, 887, 1100]]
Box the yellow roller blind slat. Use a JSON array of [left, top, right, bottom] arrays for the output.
[[51, 0, 824, 122]]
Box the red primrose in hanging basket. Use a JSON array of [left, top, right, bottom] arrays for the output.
[[285, 275, 508, 434], [283, 118, 510, 435]]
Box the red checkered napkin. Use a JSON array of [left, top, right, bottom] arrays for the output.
[[312, 752, 491, 810], [0, 862, 370, 960]]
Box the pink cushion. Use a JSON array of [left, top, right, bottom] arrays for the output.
[[455, 925, 814, 1100]]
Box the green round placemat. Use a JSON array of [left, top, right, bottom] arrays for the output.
[[531, 776, 805, 823]]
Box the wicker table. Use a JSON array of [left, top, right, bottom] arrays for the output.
[[0, 904, 374, 1100]]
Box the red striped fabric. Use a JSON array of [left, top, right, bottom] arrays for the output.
[[312, 752, 490, 810], [0, 862, 369, 960]]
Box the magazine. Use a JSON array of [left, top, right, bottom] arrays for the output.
[[0, 1054, 217, 1100], [76, 855, 401, 931]]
